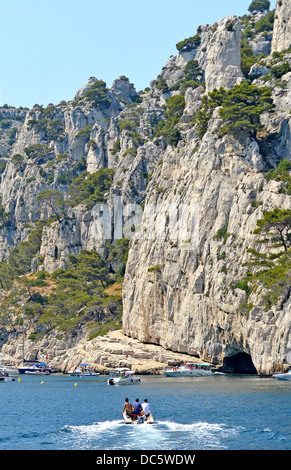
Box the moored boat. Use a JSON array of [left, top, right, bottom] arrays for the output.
[[163, 362, 213, 377], [273, 370, 291, 381], [25, 370, 50, 376], [68, 367, 82, 376], [0, 373, 14, 382], [0, 363, 19, 376], [107, 368, 141, 385], [18, 360, 52, 375], [68, 364, 100, 377], [77, 371, 100, 377]]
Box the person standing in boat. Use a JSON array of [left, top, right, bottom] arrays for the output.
[[122, 398, 134, 417], [141, 399, 151, 418]]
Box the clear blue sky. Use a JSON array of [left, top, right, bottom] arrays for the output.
[[0, 0, 276, 109]]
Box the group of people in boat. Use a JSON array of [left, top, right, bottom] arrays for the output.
[[122, 397, 151, 420]]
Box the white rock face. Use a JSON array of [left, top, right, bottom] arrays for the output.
[[271, 0, 291, 53], [39, 205, 111, 272], [204, 16, 244, 92], [122, 123, 291, 375], [250, 32, 272, 56], [110, 76, 138, 103]]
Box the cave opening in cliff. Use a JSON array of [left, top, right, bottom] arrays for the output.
[[222, 352, 257, 374]]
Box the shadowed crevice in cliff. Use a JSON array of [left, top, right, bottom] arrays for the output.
[[221, 352, 258, 374]]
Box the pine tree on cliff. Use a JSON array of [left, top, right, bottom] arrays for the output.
[[218, 82, 273, 139], [248, 0, 270, 13], [36, 190, 66, 223], [244, 208, 291, 308], [196, 83, 273, 139]]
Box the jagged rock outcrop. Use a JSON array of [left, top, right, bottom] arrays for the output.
[[39, 205, 111, 272], [271, 0, 291, 53], [110, 76, 139, 103], [204, 16, 244, 92], [250, 32, 272, 56]]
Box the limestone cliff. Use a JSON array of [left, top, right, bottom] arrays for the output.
[[122, 131, 291, 375], [0, 2, 290, 374], [271, 0, 291, 53], [121, 2, 291, 375]]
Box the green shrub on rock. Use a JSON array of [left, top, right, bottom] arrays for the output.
[[68, 168, 114, 208], [24, 144, 50, 160], [195, 82, 273, 139], [176, 34, 201, 53], [154, 94, 185, 146], [218, 82, 273, 138], [248, 0, 270, 13]]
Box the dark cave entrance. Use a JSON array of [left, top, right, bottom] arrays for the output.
[[222, 352, 257, 374]]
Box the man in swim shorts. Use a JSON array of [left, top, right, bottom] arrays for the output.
[[122, 398, 133, 416]]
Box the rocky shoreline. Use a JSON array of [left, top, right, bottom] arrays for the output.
[[60, 330, 212, 374], [2, 329, 214, 374]]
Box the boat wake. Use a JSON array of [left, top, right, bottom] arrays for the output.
[[60, 419, 243, 450], [159, 420, 241, 450], [62, 420, 122, 438]]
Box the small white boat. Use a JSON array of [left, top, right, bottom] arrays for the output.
[[0, 363, 19, 376], [273, 370, 291, 381], [69, 364, 100, 377], [0, 373, 14, 382], [123, 411, 154, 424], [25, 370, 50, 376], [163, 362, 213, 377], [107, 368, 141, 385], [68, 367, 82, 376], [77, 370, 100, 377]]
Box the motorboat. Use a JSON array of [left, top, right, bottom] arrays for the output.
[[76, 364, 99, 377], [273, 370, 291, 381], [18, 360, 52, 375], [25, 370, 51, 376], [77, 370, 100, 378], [107, 368, 141, 385], [0, 363, 19, 376], [77, 370, 100, 377], [68, 364, 100, 377], [123, 411, 154, 424], [163, 362, 213, 377], [68, 367, 82, 376], [0, 373, 14, 382]]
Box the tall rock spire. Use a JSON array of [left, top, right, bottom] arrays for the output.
[[271, 0, 291, 53]]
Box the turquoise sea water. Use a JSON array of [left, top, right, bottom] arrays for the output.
[[0, 374, 290, 450]]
